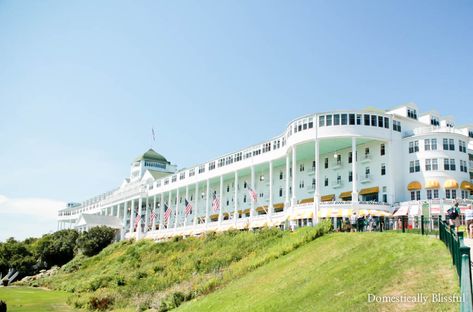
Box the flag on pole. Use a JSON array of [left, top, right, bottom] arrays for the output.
[[212, 191, 220, 212], [247, 186, 258, 202], [164, 203, 172, 223], [152, 128, 156, 142], [185, 199, 193, 216]]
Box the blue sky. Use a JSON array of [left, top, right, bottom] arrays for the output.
[[0, 1, 472, 241]]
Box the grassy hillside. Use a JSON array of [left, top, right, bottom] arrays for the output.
[[177, 232, 459, 312], [34, 221, 332, 311]]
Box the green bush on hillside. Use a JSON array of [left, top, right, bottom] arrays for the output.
[[76, 226, 116, 257], [34, 229, 79, 268]]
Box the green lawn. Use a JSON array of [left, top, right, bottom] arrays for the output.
[[0, 287, 75, 312], [177, 232, 459, 312]]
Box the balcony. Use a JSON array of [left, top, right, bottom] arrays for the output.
[[331, 161, 343, 170], [360, 174, 372, 184], [360, 154, 372, 163], [331, 180, 343, 189]]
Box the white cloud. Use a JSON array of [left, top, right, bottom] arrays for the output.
[[0, 194, 66, 241]]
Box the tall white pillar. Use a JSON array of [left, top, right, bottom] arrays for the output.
[[268, 160, 273, 222], [153, 195, 157, 231], [137, 197, 143, 239], [205, 179, 210, 228], [129, 199, 135, 235], [250, 166, 255, 219], [193, 183, 199, 226], [291, 145, 297, 209], [386, 141, 395, 204], [352, 137, 359, 203], [174, 188, 180, 230], [144, 196, 149, 233], [159, 193, 164, 229], [314, 139, 320, 224], [185, 185, 189, 226], [167, 191, 172, 228], [285, 153, 290, 209], [218, 175, 224, 225], [122, 202, 127, 235], [234, 171, 239, 225]]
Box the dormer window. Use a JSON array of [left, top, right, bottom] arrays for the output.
[[407, 108, 417, 119], [430, 118, 440, 126]]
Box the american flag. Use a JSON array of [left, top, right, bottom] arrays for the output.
[[248, 186, 257, 202], [212, 191, 220, 211], [184, 199, 193, 216], [133, 212, 142, 230], [164, 203, 172, 223], [150, 210, 156, 225]]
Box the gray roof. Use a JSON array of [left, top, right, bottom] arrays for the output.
[[77, 214, 123, 229]]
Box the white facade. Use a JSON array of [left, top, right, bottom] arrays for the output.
[[58, 104, 473, 240]]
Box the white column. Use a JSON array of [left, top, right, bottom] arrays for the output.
[[174, 188, 180, 230], [153, 195, 157, 231], [268, 160, 273, 222], [159, 193, 164, 229], [386, 141, 395, 204], [129, 199, 135, 234], [185, 185, 189, 226], [144, 196, 149, 233], [193, 183, 199, 226], [167, 191, 172, 228], [122, 202, 127, 237], [218, 175, 223, 225], [137, 197, 143, 239], [250, 166, 255, 218], [205, 179, 210, 228], [285, 153, 290, 209], [352, 137, 359, 203], [291, 145, 297, 208], [234, 171, 239, 225], [314, 139, 320, 224]]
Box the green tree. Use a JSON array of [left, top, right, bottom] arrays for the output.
[[76, 226, 116, 257], [34, 229, 79, 268], [0, 238, 37, 278]]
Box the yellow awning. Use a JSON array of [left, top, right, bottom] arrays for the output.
[[339, 191, 352, 199], [238, 208, 250, 214], [290, 210, 313, 220], [318, 208, 353, 218], [299, 197, 314, 204], [256, 206, 268, 213], [407, 181, 422, 191], [210, 214, 219, 221], [359, 187, 379, 195], [425, 179, 440, 189], [444, 179, 458, 189], [461, 181, 473, 191], [321, 194, 335, 202], [273, 202, 284, 209]]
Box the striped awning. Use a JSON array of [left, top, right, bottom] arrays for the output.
[[425, 179, 440, 189], [256, 206, 268, 213], [299, 197, 314, 204], [273, 202, 284, 209], [407, 181, 422, 191], [321, 194, 335, 202], [359, 187, 379, 195], [461, 181, 473, 191], [290, 210, 313, 220], [444, 179, 459, 189], [339, 191, 352, 199], [318, 208, 355, 218], [358, 209, 391, 217]]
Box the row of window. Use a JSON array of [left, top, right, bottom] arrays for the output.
[[318, 113, 401, 132], [409, 138, 467, 153], [409, 158, 468, 173], [410, 189, 470, 200]]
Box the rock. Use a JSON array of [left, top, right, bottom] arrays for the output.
[[39, 269, 46, 273]]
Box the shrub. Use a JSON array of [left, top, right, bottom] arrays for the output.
[[88, 296, 113, 311], [34, 229, 79, 268], [76, 226, 116, 257]]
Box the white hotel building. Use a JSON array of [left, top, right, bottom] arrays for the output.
[[58, 104, 473, 239]]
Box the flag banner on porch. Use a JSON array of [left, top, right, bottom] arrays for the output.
[[212, 191, 220, 211], [185, 199, 193, 216]]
